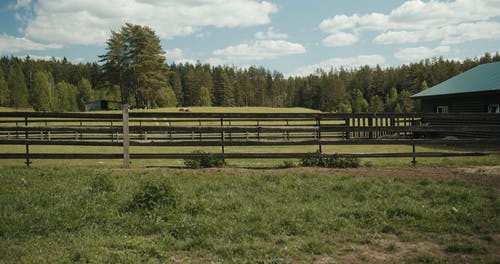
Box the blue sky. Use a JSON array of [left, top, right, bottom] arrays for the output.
[[0, 0, 499, 76]]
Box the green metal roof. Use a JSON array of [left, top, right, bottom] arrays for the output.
[[411, 61, 500, 98]]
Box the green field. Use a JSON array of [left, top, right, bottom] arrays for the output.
[[0, 166, 499, 263]]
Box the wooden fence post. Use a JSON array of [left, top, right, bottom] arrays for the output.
[[220, 117, 225, 160], [411, 143, 417, 166], [24, 116, 31, 167], [316, 117, 322, 153], [122, 104, 130, 168]]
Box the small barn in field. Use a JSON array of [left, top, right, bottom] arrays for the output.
[[411, 62, 500, 113]]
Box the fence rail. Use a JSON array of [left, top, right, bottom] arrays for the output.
[[0, 111, 499, 166]]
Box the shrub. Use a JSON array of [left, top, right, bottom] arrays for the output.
[[125, 181, 179, 212], [184, 150, 226, 168], [300, 153, 360, 168], [279, 160, 296, 168]]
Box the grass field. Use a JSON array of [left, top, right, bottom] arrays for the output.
[[0, 166, 499, 263], [1, 108, 499, 262]]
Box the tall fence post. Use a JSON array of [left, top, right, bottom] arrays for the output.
[[344, 117, 350, 139], [411, 143, 417, 166], [122, 104, 130, 168], [316, 117, 322, 153], [24, 116, 31, 167], [220, 117, 225, 160]]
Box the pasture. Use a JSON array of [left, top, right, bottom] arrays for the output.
[[0, 166, 499, 263]]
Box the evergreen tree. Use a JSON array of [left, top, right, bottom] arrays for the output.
[[31, 71, 54, 111], [100, 23, 168, 108], [213, 67, 235, 106], [0, 67, 8, 106], [351, 89, 369, 113], [168, 70, 183, 104], [384, 87, 398, 112], [77, 78, 93, 111], [7, 64, 29, 108], [398, 90, 414, 113], [369, 95, 384, 113], [199, 86, 212, 106]]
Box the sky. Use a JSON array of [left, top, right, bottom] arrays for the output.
[[0, 0, 499, 76]]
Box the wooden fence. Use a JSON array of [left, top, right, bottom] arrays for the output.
[[0, 111, 499, 166]]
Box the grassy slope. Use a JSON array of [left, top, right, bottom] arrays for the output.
[[0, 166, 499, 263]]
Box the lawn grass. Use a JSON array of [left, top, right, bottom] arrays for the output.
[[0, 166, 498, 263]]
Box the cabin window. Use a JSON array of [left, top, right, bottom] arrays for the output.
[[488, 104, 500, 113], [436, 105, 449, 113]]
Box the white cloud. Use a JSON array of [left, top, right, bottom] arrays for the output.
[[322, 32, 359, 47], [212, 40, 306, 61], [319, 0, 500, 45], [0, 33, 62, 53], [292, 55, 386, 76], [166, 48, 185, 62], [374, 21, 500, 45], [255, 27, 288, 39], [9, 0, 32, 9], [19, 0, 278, 46], [394, 46, 451, 62]]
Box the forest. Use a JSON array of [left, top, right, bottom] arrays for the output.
[[0, 52, 499, 112]]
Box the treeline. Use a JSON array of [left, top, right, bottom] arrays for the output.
[[0, 52, 499, 112]]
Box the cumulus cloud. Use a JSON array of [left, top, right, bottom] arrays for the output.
[[394, 46, 451, 62], [0, 33, 62, 53], [322, 32, 359, 47], [292, 55, 386, 76], [255, 27, 288, 39], [166, 48, 185, 62], [319, 0, 500, 46], [10, 0, 278, 47], [9, 0, 32, 9], [212, 40, 306, 61]]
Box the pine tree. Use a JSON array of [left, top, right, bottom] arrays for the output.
[[100, 23, 168, 108], [199, 86, 212, 106], [0, 67, 8, 106], [77, 78, 93, 111], [384, 87, 398, 112], [369, 95, 384, 113], [7, 64, 29, 108], [31, 71, 54, 111], [351, 89, 369, 113]]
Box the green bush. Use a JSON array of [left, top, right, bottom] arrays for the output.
[[124, 181, 179, 211], [184, 150, 226, 168], [280, 160, 296, 168], [300, 153, 360, 168]]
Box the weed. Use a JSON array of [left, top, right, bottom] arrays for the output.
[[184, 150, 226, 168], [124, 181, 179, 212], [279, 160, 296, 168], [300, 241, 330, 255], [416, 252, 440, 263], [445, 241, 488, 254], [300, 153, 360, 168]]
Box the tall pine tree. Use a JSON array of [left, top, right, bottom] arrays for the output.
[[7, 64, 29, 108]]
